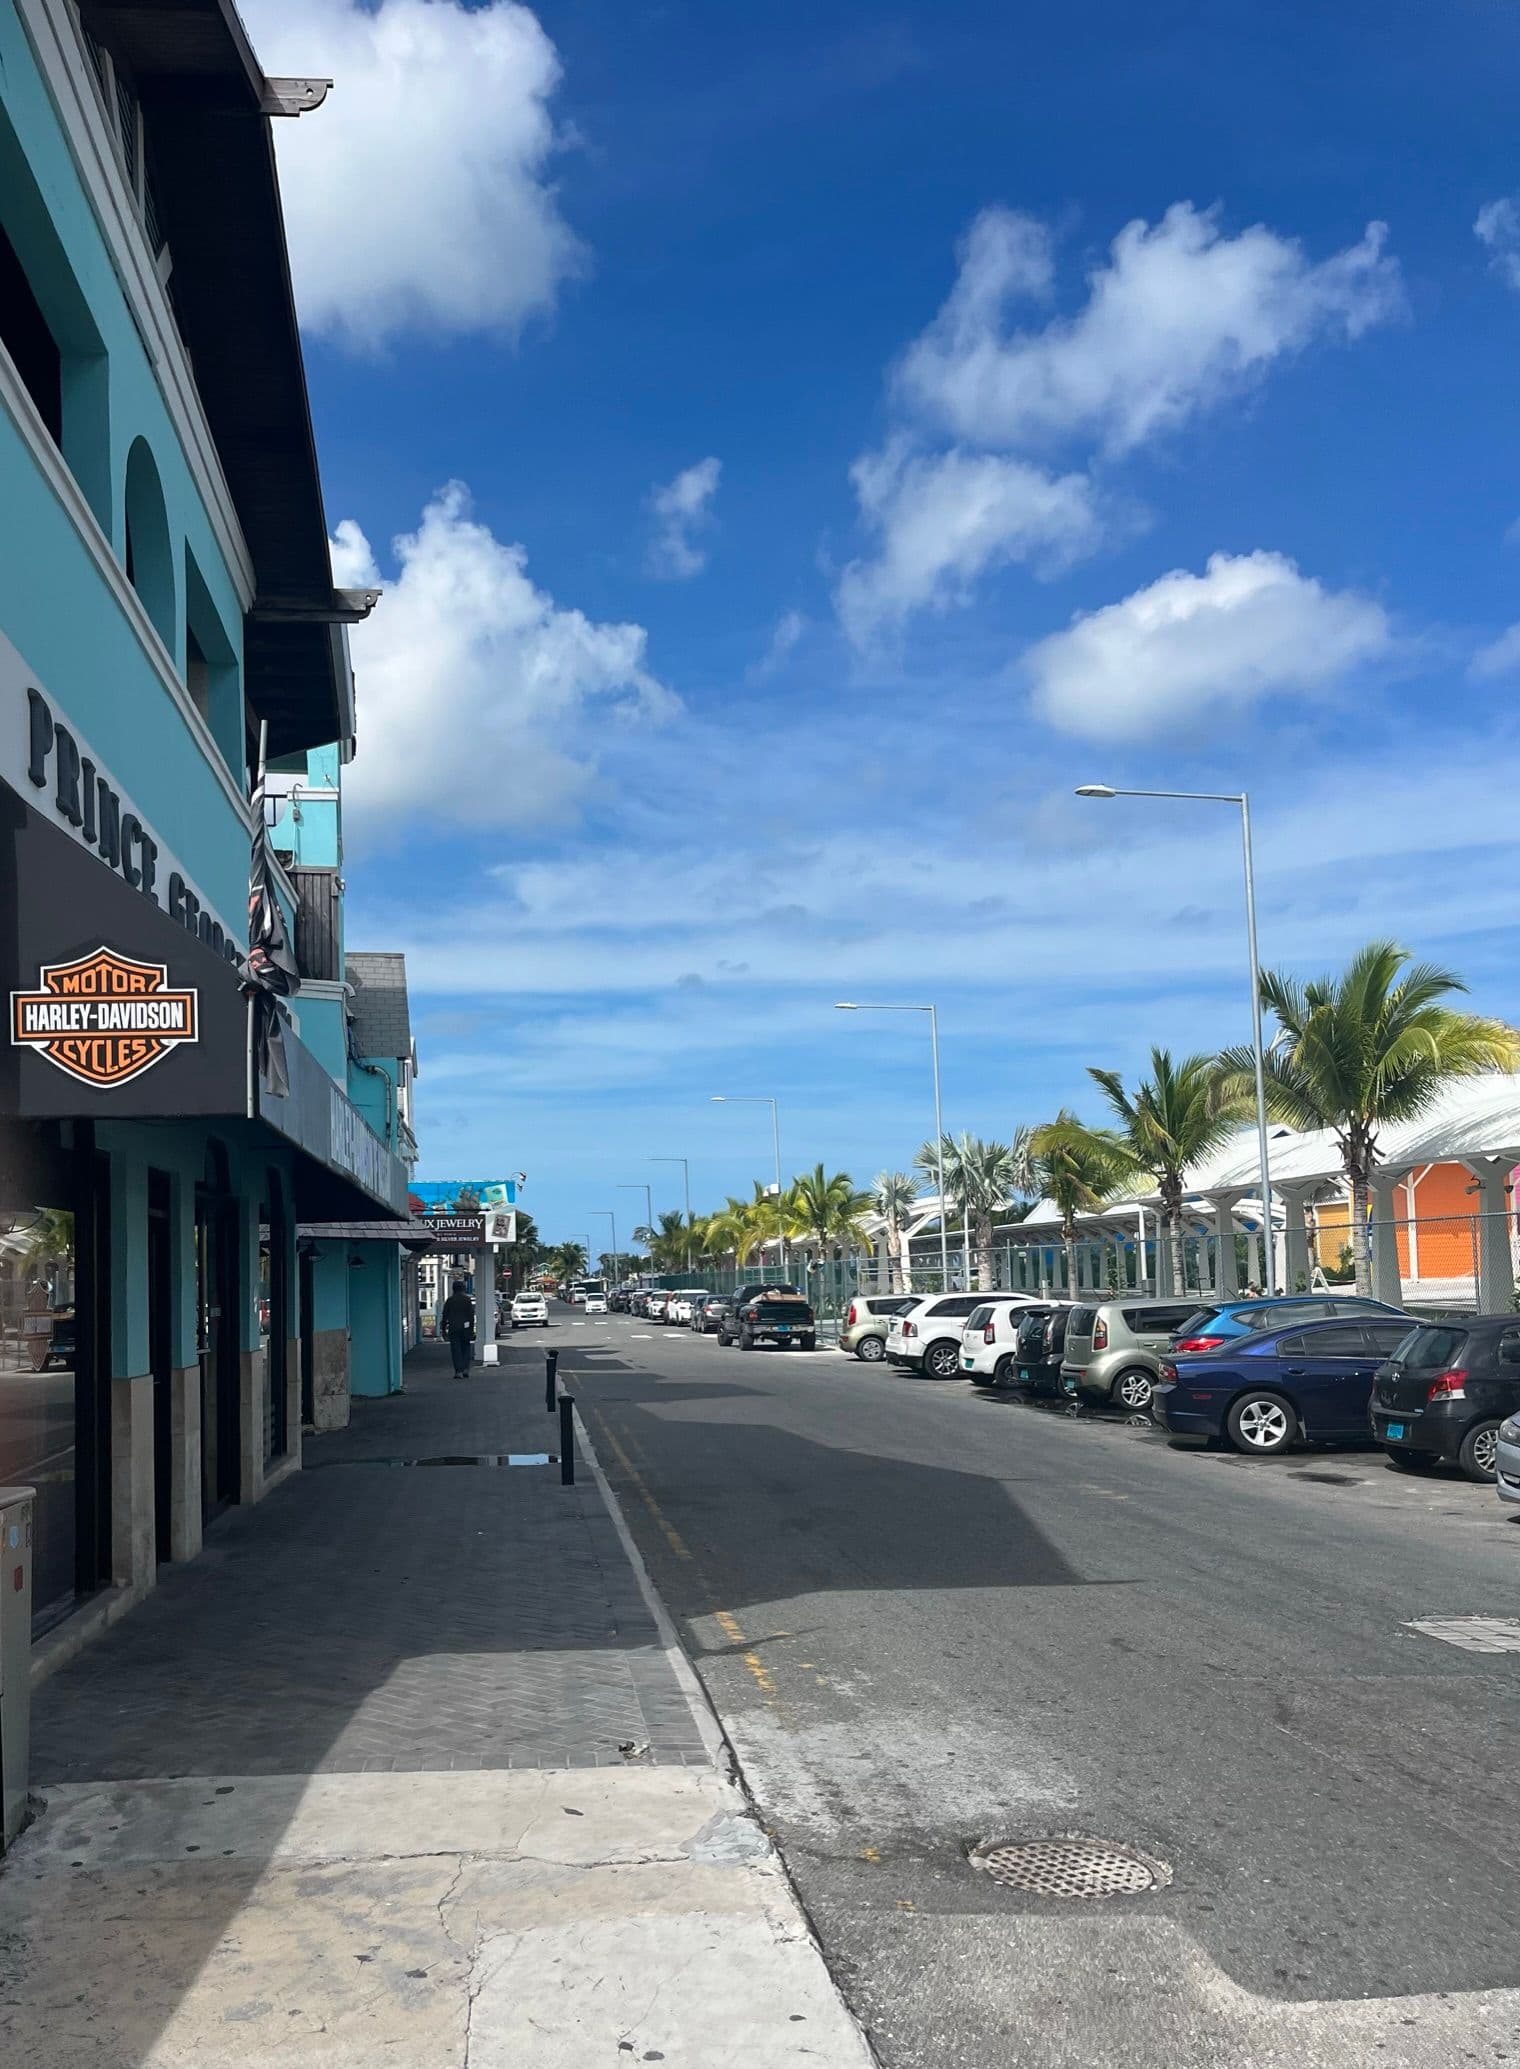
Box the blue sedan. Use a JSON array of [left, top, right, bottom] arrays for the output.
[[1153, 1314, 1416, 1456], [1170, 1293, 1410, 1353]]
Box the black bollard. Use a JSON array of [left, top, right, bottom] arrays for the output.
[[559, 1393, 575, 1484], [545, 1346, 559, 1413]]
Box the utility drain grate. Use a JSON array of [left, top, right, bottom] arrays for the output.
[[970, 1835, 1169, 1899]]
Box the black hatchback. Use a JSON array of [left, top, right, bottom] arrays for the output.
[[1370, 1316, 1520, 1481], [1014, 1305, 1070, 1397]]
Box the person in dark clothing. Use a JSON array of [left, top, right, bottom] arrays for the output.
[[440, 1281, 475, 1376]]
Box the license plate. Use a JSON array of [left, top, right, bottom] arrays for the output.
[[774, 1325, 790, 1333], [1384, 1421, 1406, 1441]]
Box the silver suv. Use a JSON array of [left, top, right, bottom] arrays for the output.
[[1061, 1299, 1202, 1410], [841, 1295, 914, 1362]]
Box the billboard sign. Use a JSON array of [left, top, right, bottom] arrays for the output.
[[410, 1179, 517, 1214]]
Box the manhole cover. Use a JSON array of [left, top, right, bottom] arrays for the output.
[[970, 1835, 1169, 1899]]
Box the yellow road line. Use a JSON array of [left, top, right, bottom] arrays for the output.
[[714, 1609, 777, 1697], [588, 1411, 694, 1562]]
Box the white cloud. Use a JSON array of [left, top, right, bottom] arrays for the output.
[[898, 202, 1403, 455], [241, 0, 584, 349], [1476, 199, 1520, 290], [1024, 549, 1391, 740], [646, 457, 722, 578], [335, 482, 676, 834], [746, 608, 807, 682], [1470, 622, 1520, 679], [836, 442, 1105, 645]]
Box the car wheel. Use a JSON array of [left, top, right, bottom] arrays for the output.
[[1225, 1390, 1297, 1456], [716, 1331, 732, 1347], [1384, 1445, 1437, 1472], [739, 1331, 754, 1351], [801, 1336, 815, 1350], [993, 1354, 1013, 1386], [925, 1339, 960, 1380], [856, 1335, 886, 1363], [1113, 1368, 1154, 1411], [1459, 1419, 1501, 1482]]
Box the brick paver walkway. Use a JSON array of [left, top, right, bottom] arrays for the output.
[[31, 1340, 708, 1781]]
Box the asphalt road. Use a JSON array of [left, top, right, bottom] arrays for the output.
[[542, 1309, 1520, 2068]]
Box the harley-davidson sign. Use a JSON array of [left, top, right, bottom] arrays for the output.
[[11, 945, 199, 1089]]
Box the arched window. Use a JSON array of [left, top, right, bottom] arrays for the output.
[[124, 435, 175, 651]]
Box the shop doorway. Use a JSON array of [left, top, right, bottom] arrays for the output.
[[260, 1177, 289, 1464], [299, 1248, 315, 1428], [197, 1148, 239, 1521], [147, 1170, 172, 1564]]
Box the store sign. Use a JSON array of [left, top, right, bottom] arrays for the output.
[[329, 1085, 390, 1199], [424, 1213, 485, 1247], [2, 635, 242, 962], [11, 946, 198, 1088]]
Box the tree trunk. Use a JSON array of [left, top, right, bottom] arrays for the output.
[[976, 1211, 995, 1292], [1349, 1167, 1373, 1298], [1063, 1220, 1078, 1298], [1168, 1213, 1186, 1299]]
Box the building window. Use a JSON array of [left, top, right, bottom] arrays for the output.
[[124, 435, 176, 652], [0, 100, 112, 529], [0, 220, 63, 445]]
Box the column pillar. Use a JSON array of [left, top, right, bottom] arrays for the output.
[[477, 1243, 496, 1360], [1369, 1171, 1405, 1307], [1279, 1187, 1311, 1295], [1464, 1161, 1515, 1312], [111, 1375, 154, 1589], [1210, 1196, 1241, 1299]]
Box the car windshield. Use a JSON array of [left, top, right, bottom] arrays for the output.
[[1397, 1325, 1468, 1369]]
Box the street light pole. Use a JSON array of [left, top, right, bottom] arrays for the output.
[[593, 1208, 618, 1288], [650, 1157, 692, 1268], [836, 1002, 951, 1293], [617, 1184, 654, 1270], [1075, 783, 1276, 1288], [710, 1097, 787, 1273]]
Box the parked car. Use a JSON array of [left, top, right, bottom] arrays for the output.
[[732, 1292, 817, 1350], [1009, 1304, 1069, 1392], [1169, 1293, 1410, 1352], [886, 1293, 988, 1379], [691, 1294, 727, 1334], [668, 1289, 708, 1325], [961, 1297, 1048, 1385], [511, 1291, 549, 1329], [1497, 1411, 1520, 1509], [1061, 1299, 1203, 1410], [1370, 1316, 1520, 1481], [1154, 1314, 1415, 1454], [583, 1294, 607, 1315], [840, 1294, 915, 1362], [648, 1292, 676, 1324], [715, 1285, 802, 1345]]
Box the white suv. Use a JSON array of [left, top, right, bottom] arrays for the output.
[[511, 1292, 549, 1328], [886, 1293, 989, 1379], [960, 1296, 1045, 1385]]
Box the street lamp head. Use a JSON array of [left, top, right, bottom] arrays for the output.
[[834, 1002, 858, 1010], [1075, 784, 1117, 799], [709, 1095, 726, 1103]]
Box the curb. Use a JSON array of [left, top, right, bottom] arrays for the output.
[[568, 1388, 884, 2067]]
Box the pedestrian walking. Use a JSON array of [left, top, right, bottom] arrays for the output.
[[441, 1279, 475, 1377]]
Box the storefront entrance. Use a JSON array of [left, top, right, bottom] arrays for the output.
[[197, 1153, 239, 1523], [0, 1122, 110, 1635], [147, 1170, 172, 1565]]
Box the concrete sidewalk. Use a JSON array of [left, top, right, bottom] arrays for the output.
[[0, 1341, 876, 2066]]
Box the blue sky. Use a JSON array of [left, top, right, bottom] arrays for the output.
[[245, 0, 1520, 1247]]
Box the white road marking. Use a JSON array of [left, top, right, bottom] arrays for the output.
[[1406, 1615, 1520, 1653]]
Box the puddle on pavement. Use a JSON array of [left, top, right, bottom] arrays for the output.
[[307, 1453, 557, 1469]]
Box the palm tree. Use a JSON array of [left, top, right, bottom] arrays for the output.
[[546, 1238, 586, 1286], [1220, 941, 1520, 1296], [872, 1172, 919, 1292], [633, 1210, 695, 1274], [788, 1165, 872, 1290], [913, 1132, 1034, 1290], [1027, 1111, 1136, 1296], [701, 1191, 770, 1269], [1087, 1049, 1251, 1297]]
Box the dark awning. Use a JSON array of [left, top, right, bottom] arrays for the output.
[[298, 1221, 433, 1251], [88, 0, 359, 757]]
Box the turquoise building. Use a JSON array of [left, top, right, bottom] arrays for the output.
[[0, 0, 418, 1657]]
